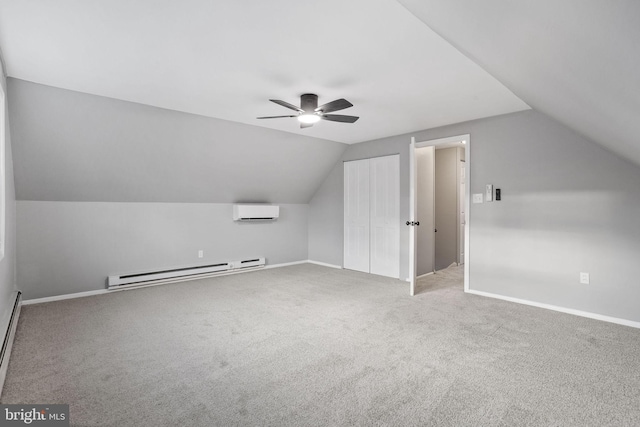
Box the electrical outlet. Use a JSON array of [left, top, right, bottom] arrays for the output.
[[198, 250, 204, 258], [580, 272, 590, 284], [472, 193, 483, 204]]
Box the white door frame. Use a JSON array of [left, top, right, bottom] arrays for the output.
[[409, 139, 417, 295], [410, 134, 471, 294]]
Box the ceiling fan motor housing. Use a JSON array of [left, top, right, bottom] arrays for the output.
[[301, 94, 318, 112]]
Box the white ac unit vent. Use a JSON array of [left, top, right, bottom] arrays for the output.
[[233, 204, 279, 221]]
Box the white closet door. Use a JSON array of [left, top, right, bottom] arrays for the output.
[[343, 159, 370, 273], [370, 155, 400, 278]]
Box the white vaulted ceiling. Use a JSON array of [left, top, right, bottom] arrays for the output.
[[0, 0, 528, 145], [398, 0, 640, 166], [5, 1, 635, 202]]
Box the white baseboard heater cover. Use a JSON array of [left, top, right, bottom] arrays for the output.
[[107, 258, 265, 290], [0, 291, 22, 398]]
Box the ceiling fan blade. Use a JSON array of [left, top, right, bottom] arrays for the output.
[[256, 115, 298, 119], [321, 114, 359, 123], [270, 99, 304, 112], [315, 98, 353, 113], [300, 122, 314, 129]]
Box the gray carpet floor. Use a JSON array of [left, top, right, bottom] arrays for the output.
[[2, 264, 640, 426]]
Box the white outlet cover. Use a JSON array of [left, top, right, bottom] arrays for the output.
[[473, 193, 484, 204], [580, 272, 590, 284], [198, 250, 204, 258]]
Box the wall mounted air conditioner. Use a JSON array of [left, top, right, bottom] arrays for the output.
[[233, 204, 279, 221]]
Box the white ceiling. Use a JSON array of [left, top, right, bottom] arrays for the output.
[[398, 0, 640, 166], [0, 0, 528, 144]]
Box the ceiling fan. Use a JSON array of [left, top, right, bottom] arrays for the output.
[[257, 94, 359, 128]]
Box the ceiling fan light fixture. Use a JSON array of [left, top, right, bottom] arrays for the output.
[[297, 113, 321, 124], [258, 94, 358, 126]]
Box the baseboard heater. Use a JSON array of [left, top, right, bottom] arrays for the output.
[[0, 291, 22, 398], [107, 258, 265, 290]]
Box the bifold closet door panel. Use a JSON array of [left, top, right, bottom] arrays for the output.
[[370, 155, 400, 278], [343, 159, 370, 273]]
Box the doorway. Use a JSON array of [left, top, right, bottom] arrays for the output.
[[408, 135, 470, 295], [432, 144, 465, 271]]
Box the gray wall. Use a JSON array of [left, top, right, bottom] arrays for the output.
[[434, 147, 459, 271], [458, 148, 465, 264], [308, 161, 345, 266], [308, 109, 640, 322], [416, 146, 434, 276], [8, 78, 346, 203], [8, 79, 342, 300], [309, 140, 408, 270], [0, 66, 17, 325], [18, 202, 308, 300], [0, 67, 16, 326]]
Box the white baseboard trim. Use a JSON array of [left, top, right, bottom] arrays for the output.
[[22, 259, 313, 306], [466, 289, 640, 329], [307, 260, 342, 269], [417, 272, 435, 279], [22, 289, 110, 305], [404, 272, 436, 282], [264, 260, 308, 269]]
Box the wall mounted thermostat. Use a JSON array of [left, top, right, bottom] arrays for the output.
[[485, 184, 493, 202]]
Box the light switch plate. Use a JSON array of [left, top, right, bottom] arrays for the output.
[[473, 193, 483, 204], [486, 184, 493, 202]]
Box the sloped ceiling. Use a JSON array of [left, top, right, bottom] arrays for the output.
[[8, 79, 346, 203], [398, 0, 640, 166], [0, 0, 528, 145]]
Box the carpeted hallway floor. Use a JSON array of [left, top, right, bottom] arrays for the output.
[[2, 264, 640, 426]]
